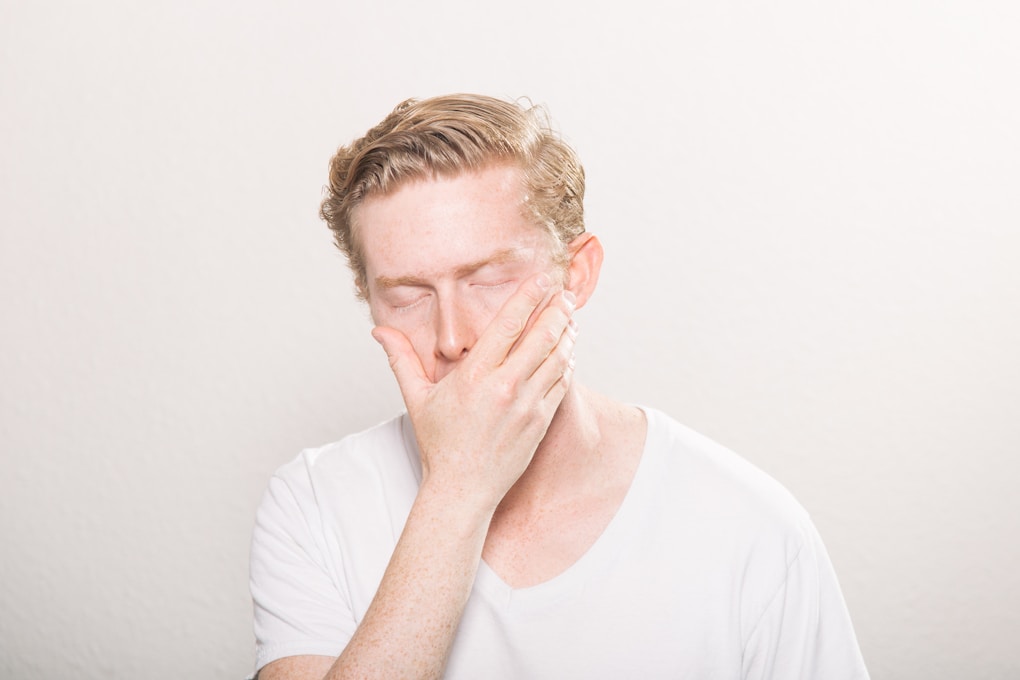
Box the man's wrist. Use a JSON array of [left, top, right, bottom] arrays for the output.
[[414, 475, 501, 536]]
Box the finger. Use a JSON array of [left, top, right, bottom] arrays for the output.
[[467, 272, 556, 369], [518, 315, 577, 400], [502, 289, 576, 379], [543, 350, 576, 402], [371, 326, 432, 405]]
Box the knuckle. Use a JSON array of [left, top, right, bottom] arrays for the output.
[[546, 305, 570, 329], [527, 274, 552, 299], [523, 284, 546, 304], [554, 350, 571, 371], [493, 376, 518, 404], [509, 397, 532, 421], [498, 315, 524, 337], [560, 327, 577, 350], [540, 326, 561, 347]]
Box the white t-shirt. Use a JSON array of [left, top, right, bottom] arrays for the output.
[[250, 407, 869, 679]]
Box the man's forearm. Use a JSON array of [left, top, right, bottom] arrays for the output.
[[325, 482, 495, 680]]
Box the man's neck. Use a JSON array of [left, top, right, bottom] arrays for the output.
[[483, 383, 647, 588], [496, 383, 637, 515]]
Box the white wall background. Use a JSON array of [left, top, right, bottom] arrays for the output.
[[1, 1, 1017, 678]]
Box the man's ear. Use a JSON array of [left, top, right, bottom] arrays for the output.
[[564, 233, 604, 310]]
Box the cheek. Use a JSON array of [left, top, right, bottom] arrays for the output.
[[370, 302, 431, 354], [454, 290, 507, 338], [375, 304, 435, 343], [473, 287, 514, 316], [377, 309, 443, 377]]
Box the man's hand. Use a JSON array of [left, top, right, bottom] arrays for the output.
[[371, 272, 578, 511]]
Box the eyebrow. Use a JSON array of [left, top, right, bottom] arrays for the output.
[[374, 248, 531, 290]]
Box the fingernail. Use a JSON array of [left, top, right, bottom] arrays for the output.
[[536, 273, 551, 289], [562, 290, 576, 306]]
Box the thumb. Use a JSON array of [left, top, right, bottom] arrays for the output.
[[371, 326, 431, 403]]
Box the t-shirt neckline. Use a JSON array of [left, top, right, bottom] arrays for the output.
[[470, 405, 661, 614]]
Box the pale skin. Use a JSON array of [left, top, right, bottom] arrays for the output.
[[259, 164, 646, 680]]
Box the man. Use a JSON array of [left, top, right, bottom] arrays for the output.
[[250, 94, 869, 679]]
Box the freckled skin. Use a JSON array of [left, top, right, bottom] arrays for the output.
[[359, 165, 562, 383], [259, 165, 645, 680]]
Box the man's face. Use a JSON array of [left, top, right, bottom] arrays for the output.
[[356, 165, 562, 383]]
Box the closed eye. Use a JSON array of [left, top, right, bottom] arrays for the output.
[[472, 280, 514, 291], [390, 292, 431, 312]]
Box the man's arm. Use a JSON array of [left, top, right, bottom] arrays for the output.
[[259, 273, 577, 680]]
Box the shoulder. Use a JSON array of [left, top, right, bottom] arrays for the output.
[[255, 412, 421, 541], [269, 413, 419, 492], [638, 406, 814, 566], [250, 412, 420, 661], [638, 407, 840, 630], [249, 418, 417, 677], [643, 407, 808, 519]]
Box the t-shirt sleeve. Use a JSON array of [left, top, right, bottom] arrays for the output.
[[741, 519, 870, 680], [249, 460, 357, 673]]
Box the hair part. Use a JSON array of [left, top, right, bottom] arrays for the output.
[[319, 94, 586, 298]]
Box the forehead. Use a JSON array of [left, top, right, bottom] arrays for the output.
[[354, 165, 553, 281]]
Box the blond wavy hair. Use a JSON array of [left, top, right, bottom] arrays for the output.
[[319, 94, 586, 298]]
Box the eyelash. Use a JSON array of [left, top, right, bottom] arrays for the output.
[[392, 295, 429, 313], [474, 281, 512, 291]]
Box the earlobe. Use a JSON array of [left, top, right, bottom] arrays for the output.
[[564, 233, 604, 310]]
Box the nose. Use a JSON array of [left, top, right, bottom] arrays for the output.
[[434, 294, 477, 367]]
